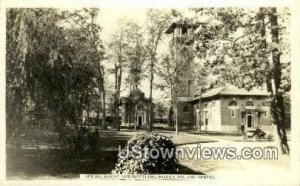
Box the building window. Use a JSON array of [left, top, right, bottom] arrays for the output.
[[264, 110, 268, 118], [183, 105, 189, 112], [245, 101, 254, 107], [204, 104, 208, 109], [229, 100, 238, 107], [231, 109, 235, 118], [182, 27, 188, 35]]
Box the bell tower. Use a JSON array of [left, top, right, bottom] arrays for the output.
[[165, 20, 195, 98]]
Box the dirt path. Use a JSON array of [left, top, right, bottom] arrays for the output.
[[177, 138, 292, 184]]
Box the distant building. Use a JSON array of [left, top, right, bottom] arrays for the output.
[[119, 89, 152, 128]]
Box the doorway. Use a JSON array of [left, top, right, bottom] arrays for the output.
[[138, 116, 143, 126], [246, 114, 254, 128]]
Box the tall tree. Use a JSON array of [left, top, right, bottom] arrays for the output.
[[145, 9, 172, 131], [65, 8, 106, 128], [108, 18, 140, 130], [6, 8, 105, 147], [191, 7, 291, 154], [264, 7, 290, 154]]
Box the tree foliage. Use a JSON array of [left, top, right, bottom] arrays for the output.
[[190, 7, 290, 153], [6, 8, 105, 145], [145, 9, 172, 130]]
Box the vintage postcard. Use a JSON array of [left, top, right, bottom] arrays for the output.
[[0, 0, 299, 185]]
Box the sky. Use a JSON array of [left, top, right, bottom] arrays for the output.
[[97, 8, 169, 103], [98, 8, 147, 44]]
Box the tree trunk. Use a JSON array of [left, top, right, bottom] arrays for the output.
[[116, 67, 122, 131], [102, 90, 106, 129], [114, 65, 119, 131], [175, 106, 179, 135], [86, 89, 90, 123], [148, 37, 160, 132], [268, 7, 289, 154], [149, 57, 154, 132], [91, 13, 106, 130], [197, 87, 203, 132]]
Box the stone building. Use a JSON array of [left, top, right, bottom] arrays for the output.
[[119, 89, 152, 128]]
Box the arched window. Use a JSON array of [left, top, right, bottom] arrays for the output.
[[210, 102, 216, 107], [245, 101, 254, 107], [228, 100, 238, 107], [183, 105, 189, 112], [204, 104, 208, 108]]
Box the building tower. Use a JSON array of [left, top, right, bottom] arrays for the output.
[[165, 19, 195, 98], [165, 19, 197, 131]]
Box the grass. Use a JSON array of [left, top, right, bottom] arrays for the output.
[[7, 130, 208, 179]]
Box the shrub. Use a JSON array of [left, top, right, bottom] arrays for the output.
[[112, 132, 177, 174]]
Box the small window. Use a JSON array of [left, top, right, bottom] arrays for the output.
[[182, 27, 188, 35], [245, 101, 254, 107], [264, 110, 268, 118], [231, 109, 235, 118], [183, 105, 189, 112], [204, 104, 208, 108], [228, 100, 238, 107]]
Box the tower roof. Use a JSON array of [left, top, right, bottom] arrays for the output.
[[165, 20, 196, 34]]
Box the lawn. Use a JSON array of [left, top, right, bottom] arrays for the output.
[[7, 129, 290, 181], [7, 130, 210, 179]]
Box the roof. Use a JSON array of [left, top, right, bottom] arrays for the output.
[[192, 85, 270, 101], [165, 20, 196, 34]]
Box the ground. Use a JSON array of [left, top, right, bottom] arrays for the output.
[[177, 136, 291, 184], [6, 129, 291, 181]]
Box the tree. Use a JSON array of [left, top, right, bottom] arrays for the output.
[[154, 102, 167, 122], [6, 8, 105, 148], [64, 8, 106, 128], [156, 54, 176, 129], [124, 22, 146, 91], [145, 9, 172, 131], [263, 8, 290, 154], [191, 7, 291, 154], [108, 18, 143, 130]]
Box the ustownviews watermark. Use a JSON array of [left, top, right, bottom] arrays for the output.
[[117, 145, 278, 160]]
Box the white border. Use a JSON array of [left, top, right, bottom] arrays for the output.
[[0, 0, 299, 186]]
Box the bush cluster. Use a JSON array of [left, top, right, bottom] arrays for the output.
[[112, 133, 177, 174]]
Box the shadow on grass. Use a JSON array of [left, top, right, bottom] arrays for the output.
[[7, 149, 204, 179], [6, 149, 118, 179], [7, 130, 206, 179]]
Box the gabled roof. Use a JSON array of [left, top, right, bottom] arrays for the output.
[[192, 85, 270, 101]]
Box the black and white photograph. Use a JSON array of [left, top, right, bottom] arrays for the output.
[[1, 0, 300, 185]]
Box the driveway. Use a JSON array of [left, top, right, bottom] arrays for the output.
[[177, 135, 293, 185]]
